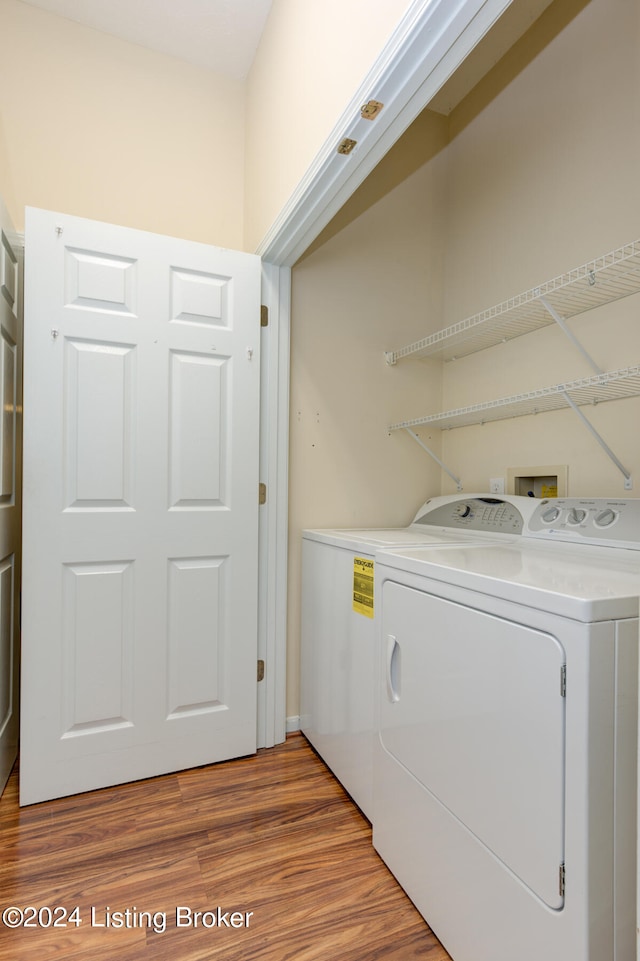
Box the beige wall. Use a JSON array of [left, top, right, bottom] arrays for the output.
[[0, 0, 245, 247], [243, 0, 413, 252], [0, 111, 16, 226], [287, 0, 640, 718]]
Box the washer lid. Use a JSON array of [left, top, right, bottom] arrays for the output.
[[376, 542, 640, 621], [301, 527, 505, 551]]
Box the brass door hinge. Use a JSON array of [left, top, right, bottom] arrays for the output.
[[337, 137, 357, 155], [360, 99, 384, 120], [261, 305, 269, 327], [259, 483, 267, 505], [257, 659, 265, 682]]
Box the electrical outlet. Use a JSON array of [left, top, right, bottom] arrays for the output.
[[490, 477, 505, 494]]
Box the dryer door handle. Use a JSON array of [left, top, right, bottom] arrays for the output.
[[386, 635, 401, 703]]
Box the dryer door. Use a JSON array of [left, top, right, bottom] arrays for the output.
[[380, 580, 566, 909]]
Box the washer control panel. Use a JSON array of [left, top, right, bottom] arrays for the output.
[[528, 498, 640, 548], [412, 494, 640, 549], [413, 496, 528, 533]]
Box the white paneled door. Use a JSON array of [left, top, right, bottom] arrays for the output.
[[0, 199, 21, 798], [21, 208, 261, 805]]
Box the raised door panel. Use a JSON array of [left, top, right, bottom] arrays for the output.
[[170, 267, 230, 328], [61, 561, 134, 736], [169, 352, 229, 509], [167, 556, 227, 717], [64, 339, 136, 510]]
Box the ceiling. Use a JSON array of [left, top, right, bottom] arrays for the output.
[[18, 0, 273, 79]]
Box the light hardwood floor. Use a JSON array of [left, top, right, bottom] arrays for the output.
[[0, 733, 451, 961]]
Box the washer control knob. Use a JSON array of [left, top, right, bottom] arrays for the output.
[[567, 508, 587, 525], [542, 506, 561, 523], [595, 508, 617, 528], [456, 504, 472, 518]]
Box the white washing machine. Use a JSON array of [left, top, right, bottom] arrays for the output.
[[300, 494, 539, 820], [374, 497, 640, 961]]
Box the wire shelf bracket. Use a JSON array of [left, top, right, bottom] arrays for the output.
[[561, 391, 633, 490], [404, 428, 462, 491], [537, 296, 602, 375], [538, 296, 632, 486]]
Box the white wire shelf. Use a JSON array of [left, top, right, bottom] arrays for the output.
[[388, 365, 640, 432], [385, 240, 640, 364]]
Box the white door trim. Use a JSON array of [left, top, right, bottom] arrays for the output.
[[0, 197, 22, 796], [258, 0, 523, 743], [257, 263, 290, 747]]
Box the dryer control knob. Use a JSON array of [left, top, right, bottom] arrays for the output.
[[542, 506, 561, 523], [567, 508, 587, 525], [595, 508, 617, 528]]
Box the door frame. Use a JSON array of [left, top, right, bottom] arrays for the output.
[[259, 0, 528, 744], [0, 198, 23, 793], [257, 262, 290, 745]]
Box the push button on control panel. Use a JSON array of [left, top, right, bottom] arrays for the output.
[[413, 497, 525, 533]]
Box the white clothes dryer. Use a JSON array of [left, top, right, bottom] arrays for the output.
[[300, 494, 539, 820], [374, 497, 640, 961]]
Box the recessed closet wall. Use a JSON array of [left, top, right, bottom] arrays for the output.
[[439, 0, 640, 495], [288, 111, 449, 714], [288, 0, 640, 718]]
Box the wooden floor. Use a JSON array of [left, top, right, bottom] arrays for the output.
[[0, 734, 451, 961]]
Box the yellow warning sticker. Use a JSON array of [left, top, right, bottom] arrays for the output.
[[353, 557, 374, 618]]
